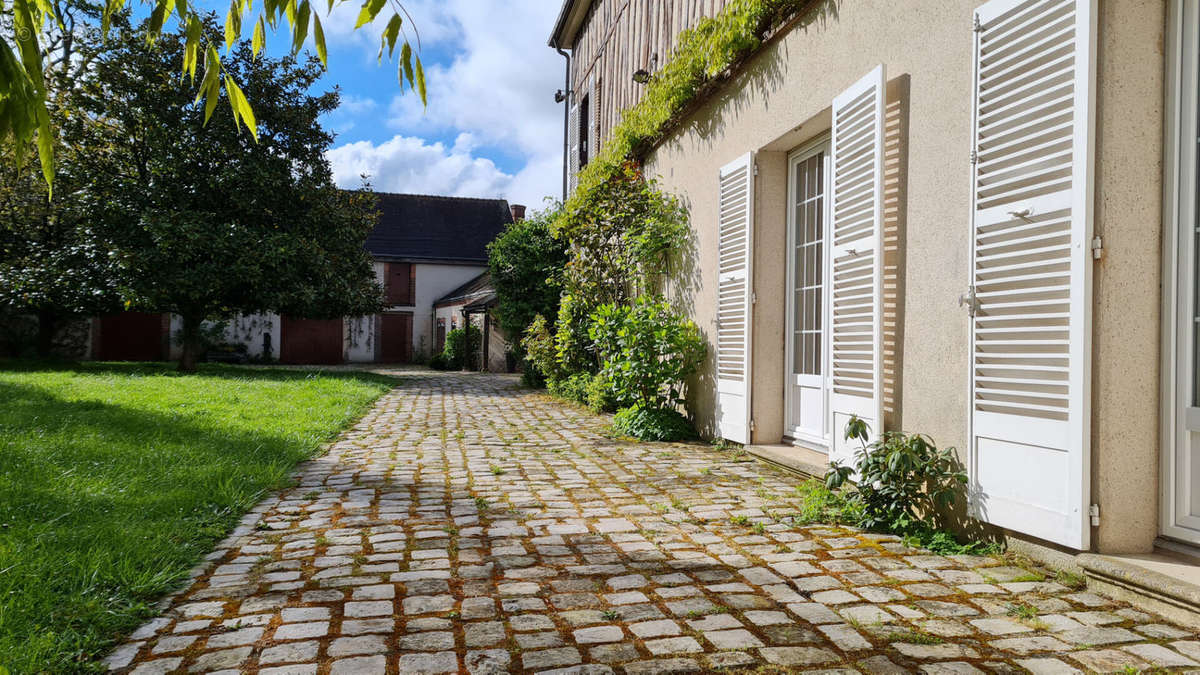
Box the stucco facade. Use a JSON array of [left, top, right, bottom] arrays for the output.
[[554, 0, 1174, 555]]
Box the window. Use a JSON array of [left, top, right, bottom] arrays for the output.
[[578, 94, 590, 167], [385, 263, 414, 305], [792, 151, 825, 377]]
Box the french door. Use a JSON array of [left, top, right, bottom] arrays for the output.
[[1164, 0, 1200, 545], [785, 141, 832, 447]]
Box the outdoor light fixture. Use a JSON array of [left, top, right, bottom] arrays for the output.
[[554, 89, 566, 103], [632, 53, 658, 85]]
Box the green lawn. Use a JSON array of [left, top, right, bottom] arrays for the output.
[[0, 362, 396, 672]]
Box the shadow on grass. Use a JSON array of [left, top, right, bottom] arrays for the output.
[[0, 364, 394, 671]]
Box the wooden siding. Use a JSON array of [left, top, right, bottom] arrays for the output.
[[569, 0, 730, 153]]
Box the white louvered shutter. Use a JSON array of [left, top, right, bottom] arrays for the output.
[[589, 76, 600, 161], [716, 152, 754, 444], [567, 91, 580, 195], [828, 65, 886, 467], [968, 0, 1095, 550]]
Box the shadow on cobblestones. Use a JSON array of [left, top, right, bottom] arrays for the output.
[[107, 372, 1200, 674]]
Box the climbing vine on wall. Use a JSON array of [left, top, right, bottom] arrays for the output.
[[555, 0, 826, 232]]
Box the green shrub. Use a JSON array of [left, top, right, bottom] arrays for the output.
[[589, 295, 705, 409], [487, 206, 567, 347], [613, 405, 697, 442], [548, 372, 592, 406], [442, 324, 481, 371], [427, 352, 448, 371], [520, 357, 546, 388], [585, 373, 618, 413], [554, 293, 596, 375], [522, 314, 560, 382], [825, 416, 967, 533]]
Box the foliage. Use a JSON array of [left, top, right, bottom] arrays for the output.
[[585, 372, 618, 413], [825, 416, 968, 533], [68, 21, 382, 371], [0, 9, 122, 356], [613, 404, 697, 442], [427, 352, 448, 371], [547, 372, 591, 406], [4, 0, 427, 190], [589, 295, 706, 410], [521, 314, 559, 383], [0, 361, 394, 671], [554, 294, 598, 375], [558, 0, 820, 226], [486, 205, 567, 347], [556, 162, 690, 305], [0, 309, 37, 357], [791, 479, 865, 526], [442, 324, 481, 371], [543, 372, 615, 413], [903, 525, 1001, 556], [519, 358, 546, 388]]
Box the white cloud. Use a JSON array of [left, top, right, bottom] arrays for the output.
[[326, 134, 513, 198], [322, 0, 565, 207]]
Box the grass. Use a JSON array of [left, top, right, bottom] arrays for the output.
[[0, 361, 395, 672], [792, 479, 864, 526], [1006, 602, 1039, 620]]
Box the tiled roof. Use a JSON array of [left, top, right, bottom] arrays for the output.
[[433, 271, 496, 308], [364, 193, 512, 264]]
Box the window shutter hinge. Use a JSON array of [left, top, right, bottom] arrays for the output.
[[1089, 504, 1100, 526], [749, 419, 757, 432], [969, 150, 978, 165], [753, 163, 759, 176], [973, 14, 982, 32], [751, 292, 757, 305], [1091, 235, 1103, 260]]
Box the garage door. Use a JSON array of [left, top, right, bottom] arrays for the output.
[[379, 313, 413, 363], [280, 317, 344, 365], [94, 312, 167, 361]]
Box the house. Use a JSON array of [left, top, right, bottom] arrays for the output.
[[432, 270, 509, 373], [549, 0, 1193, 603], [91, 193, 521, 365]]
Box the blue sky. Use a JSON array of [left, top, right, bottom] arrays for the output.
[[194, 1, 566, 209], [302, 1, 567, 210]]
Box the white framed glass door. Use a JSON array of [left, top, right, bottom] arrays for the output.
[[785, 141, 832, 447], [1165, 0, 1200, 544]]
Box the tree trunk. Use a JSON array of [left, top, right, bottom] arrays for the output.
[[35, 309, 58, 358], [178, 313, 202, 373]]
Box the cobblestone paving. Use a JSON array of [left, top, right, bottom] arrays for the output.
[[106, 372, 1200, 674]]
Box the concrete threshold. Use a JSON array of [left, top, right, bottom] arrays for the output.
[[1078, 547, 1200, 629], [743, 443, 829, 480]]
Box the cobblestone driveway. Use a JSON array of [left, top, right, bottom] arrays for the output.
[[107, 372, 1200, 674]]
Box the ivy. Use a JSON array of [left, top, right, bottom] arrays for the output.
[[555, 0, 823, 232]]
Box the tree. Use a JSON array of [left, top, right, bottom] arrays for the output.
[[2, 0, 427, 189], [0, 2, 121, 356], [486, 205, 568, 349], [0, 149, 120, 356], [69, 18, 382, 371]]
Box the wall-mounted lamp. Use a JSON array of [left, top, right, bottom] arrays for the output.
[[554, 89, 566, 103], [628, 53, 657, 84]]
